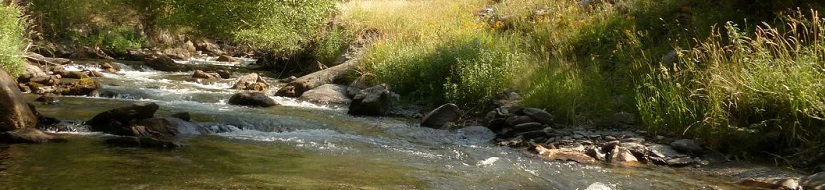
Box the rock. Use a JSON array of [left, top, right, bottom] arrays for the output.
[[665, 157, 694, 166], [647, 144, 687, 159], [163, 47, 192, 60], [299, 84, 351, 105], [192, 70, 221, 79], [195, 39, 225, 56], [348, 84, 394, 116], [585, 147, 607, 161], [228, 92, 279, 107], [132, 117, 206, 139], [88, 70, 104, 77], [670, 139, 703, 155], [170, 112, 191, 122], [59, 78, 99, 96], [536, 144, 597, 164], [216, 55, 240, 62], [232, 73, 270, 91], [29, 75, 60, 86], [522, 108, 554, 125], [347, 75, 376, 98], [145, 54, 191, 72], [100, 62, 120, 73], [505, 115, 535, 126], [60, 71, 89, 79], [801, 172, 825, 190], [738, 178, 800, 190], [0, 128, 66, 143], [105, 136, 181, 149], [609, 146, 640, 166], [21, 62, 47, 80], [420, 103, 462, 129], [502, 122, 545, 137], [1, 68, 37, 132], [86, 102, 160, 136], [214, 70, 231, 79], [456, 126, 496, 143], [515, 130, 549, 139], [34, 95, 59, 104]]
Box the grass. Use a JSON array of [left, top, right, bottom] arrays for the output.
[[340, 0, 825, 161], [0, 4, 26, 76]]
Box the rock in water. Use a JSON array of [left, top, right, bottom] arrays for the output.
[[228, 92, 279, 107], [420, 103, 461, 129], [86, 102, 160, 136], [132, 117, 206, 139], [216, 55, 240, 62], [299, 84, 351, 105], [348, 84, 395, 116], [0, 68, 37, 132], [0, 128, 66, 143], [232, 73, 270, 91], [145, 54, 190, 72], [456, 126, 496, 143], [535, 144, 598, 164], [609, 146, 641, 166]]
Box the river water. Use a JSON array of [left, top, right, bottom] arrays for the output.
[[0, 58, 745, 189]]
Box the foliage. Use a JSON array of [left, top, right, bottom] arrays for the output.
[[0, 5, 26, 76], [313, 26, 352, 66]]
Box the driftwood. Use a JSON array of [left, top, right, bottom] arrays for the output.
[[274, 58, 359, 97]]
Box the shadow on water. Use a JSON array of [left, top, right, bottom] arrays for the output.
[[0, 135, 426, 189]]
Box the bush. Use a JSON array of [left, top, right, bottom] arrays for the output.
[[0, 5, 26, 76], [313, 26, 352, 66]]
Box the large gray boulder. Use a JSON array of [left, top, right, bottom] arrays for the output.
[[86, 102, 160, 136], [420, 103, 461, 129], [348, 84, 395, 116], [0, 68, 37, 132], [228, 92, 279, 107], [299, 84, 351, 104]]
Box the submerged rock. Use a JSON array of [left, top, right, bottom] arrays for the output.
[[348, 84, 395, 116], [1, 68, 37, 132], [299, 84, 351, 105], [228, 92, 279, 107], [420, 103, 461, 129], [0, 128, 66, 143]]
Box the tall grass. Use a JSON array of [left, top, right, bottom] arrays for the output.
[[0, 5, 26, 76], [343, 0, 526, 110], [638, 11, 825, 153]]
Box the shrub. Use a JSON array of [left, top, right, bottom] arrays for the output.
[[0, 5, 26, 76]]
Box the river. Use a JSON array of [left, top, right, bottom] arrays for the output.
[[0, 58, 745, 189]]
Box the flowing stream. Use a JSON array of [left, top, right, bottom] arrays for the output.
[[0, 58, 746, 189]]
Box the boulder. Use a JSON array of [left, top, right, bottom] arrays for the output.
[[231, 73, 270, 91], [670, 139, 703, 155], [192, 70, 221, 79], [29, 75, 60, 86], [228, 92, 279, 107], [0, 128, 66, 143], [299, 84, 351, 104], [502, 122, 545, 137], [0, 68, 37, 132], [86, 102, 160, 136], [738, 178, 800, 190], [170, 112, 191, 122], [20, 62, 47, 80], [132, 117, 207, 140], [59, 78, 99, 96], [420, 103, 461, 129], [505, 115, 535, 126], [522, 108, 554, 125], [536, 144, 597, 164], [100, 62, 120, 73], [216, 55, 240, 62], [145, 55, 191, 72], [348, 84, 394, 116]]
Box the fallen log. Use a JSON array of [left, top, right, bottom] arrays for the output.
[[274, 58, 359, 97]]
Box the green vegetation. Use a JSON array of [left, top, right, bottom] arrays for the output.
[[0, 4, 26, 76], [341, 0, 825, 161], [27, 0, 335, 56]]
